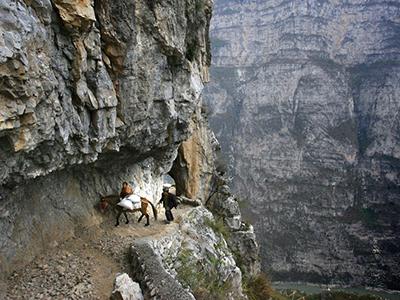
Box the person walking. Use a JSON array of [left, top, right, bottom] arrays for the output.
[[158, 184, 178, 223]]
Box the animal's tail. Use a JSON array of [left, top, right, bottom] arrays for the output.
[[143, 198, 158, 220]]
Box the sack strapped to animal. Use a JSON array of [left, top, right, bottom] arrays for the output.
[[99, 195, 158, 227], [117, 194, 141, 210]]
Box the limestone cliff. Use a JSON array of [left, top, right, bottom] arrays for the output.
[[0, 0, 214, 276], [0, 0, 211, 187], [204, 0, 400, 289], [0, 2, 262, 299]]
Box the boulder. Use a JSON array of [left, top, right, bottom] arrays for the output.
[[110, 273, 143, 300]]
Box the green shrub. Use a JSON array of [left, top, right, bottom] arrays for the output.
[[243, 273, 274, 300], [204, 217, 230, 239], [176, 248, 232, 300]]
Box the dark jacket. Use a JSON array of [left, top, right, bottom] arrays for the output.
[[159, 192, 177, 210]]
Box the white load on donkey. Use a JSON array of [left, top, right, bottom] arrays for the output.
[[118, 194, 141, 210], [99, 182, 158, 227]]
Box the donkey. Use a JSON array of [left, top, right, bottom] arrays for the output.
[[99, 195, 157, 227]]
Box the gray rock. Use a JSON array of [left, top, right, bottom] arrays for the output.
[[132, 207, 246, 300], [0, 0, 212, 279], [111, 273, 144, 300], [177, 196, 202, 207], [204, 0, 400, 289], [0, 1, 262, 298]]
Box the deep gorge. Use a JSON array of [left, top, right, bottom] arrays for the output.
[[204, 0, 400, 290]]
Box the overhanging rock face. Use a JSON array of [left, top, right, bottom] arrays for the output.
[[0, 0, 211, 186], [0, 0, 212, 277]]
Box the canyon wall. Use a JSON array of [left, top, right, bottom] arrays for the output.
[[0, 3, 261, 298], [0, 0, 212, 277], [205, 0, 400, 289]]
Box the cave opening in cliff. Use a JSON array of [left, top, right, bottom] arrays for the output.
[[168, 148, 191, 198], [168, 162, 185, 197], [162, 173, 176, 195]]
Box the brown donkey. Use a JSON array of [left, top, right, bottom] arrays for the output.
[[99, 195, 158, 226]]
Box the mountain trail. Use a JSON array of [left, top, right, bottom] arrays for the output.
[[3, 205, 191, 299]]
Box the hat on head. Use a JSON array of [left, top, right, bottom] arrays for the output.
[[163, 183, 172, 191]]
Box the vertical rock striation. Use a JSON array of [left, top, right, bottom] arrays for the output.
[[170, 107, 219, 201], [0, 0, 213, 277], [204, 0, 400, 289]]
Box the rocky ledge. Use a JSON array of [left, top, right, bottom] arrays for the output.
[[132, 204, 259, 300], [0, 0, 212, 277]]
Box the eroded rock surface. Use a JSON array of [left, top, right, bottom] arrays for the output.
[[111, 273, 143, 300], [204, 0, 400, 289], [131, 206, 247, 300], [0, 0, 212, 278], [170, 107, 219, 201]]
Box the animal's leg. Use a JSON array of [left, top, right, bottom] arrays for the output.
[[145, 214, 150, 226], [138, 214, 144, 223], [124, 212, 129, 224], [115, 211, 121, 227]]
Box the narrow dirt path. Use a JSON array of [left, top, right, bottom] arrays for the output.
[[3, 205, 190, 299]]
